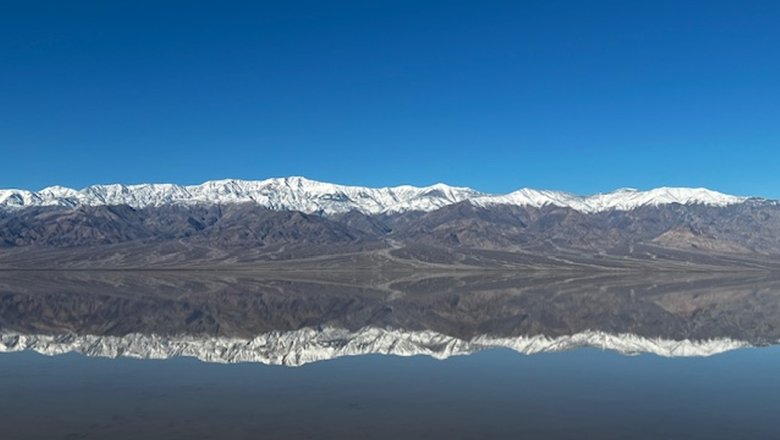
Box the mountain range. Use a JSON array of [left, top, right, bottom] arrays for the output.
[[1, 177, 779, 270]]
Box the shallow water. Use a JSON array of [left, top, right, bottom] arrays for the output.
[[1, 271, 779, 439], [2, 347, 780, 440]]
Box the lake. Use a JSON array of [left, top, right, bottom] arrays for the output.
[[1, 270, 779, 439]]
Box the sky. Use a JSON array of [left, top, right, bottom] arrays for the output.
[[1, 1, 778, 197]]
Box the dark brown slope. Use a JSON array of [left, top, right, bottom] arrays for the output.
[[388, 201, 780, 255], [0, 204, 370, 248], [1, 200, 779, 270]]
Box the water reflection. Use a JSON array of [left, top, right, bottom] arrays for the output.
[[1, 271, 779, 364], [2, 271, 780, 440]]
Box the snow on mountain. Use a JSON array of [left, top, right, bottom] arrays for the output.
[[0, 327, 750, 366], [471, 187, 748, 213], [0, 177, 750, 214], [0, 177, 483, 215], [0, 189, 45, 208]]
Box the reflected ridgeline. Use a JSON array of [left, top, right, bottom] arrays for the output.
[[1, 271, 779, 365]]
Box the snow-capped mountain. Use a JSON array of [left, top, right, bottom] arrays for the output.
[[0, 177, 483, 214], [0, 176, 751, 215], [471, 187, 748, 213], [0, 327, 750, 366]]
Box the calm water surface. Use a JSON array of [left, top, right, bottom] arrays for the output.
[[1, 271, 779, 439], [2, 348, 780, 439]]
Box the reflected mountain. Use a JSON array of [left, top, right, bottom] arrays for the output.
[[1, 271, 779, 365]]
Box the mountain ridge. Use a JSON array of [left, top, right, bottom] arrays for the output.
[[0, 176, 756, 214]]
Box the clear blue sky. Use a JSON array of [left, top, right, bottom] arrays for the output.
[[1, 1, 778, 197]]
